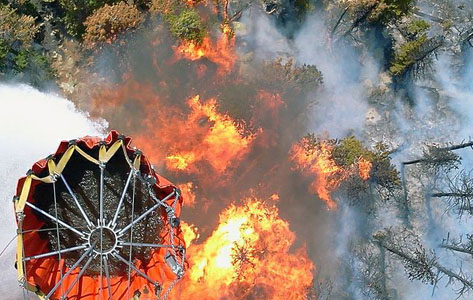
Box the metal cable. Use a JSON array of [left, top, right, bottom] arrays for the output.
[[21, 286, 27, 300], [53, 181, 65, 297], [17, 140, 186, 299], [126, 171, 137, 299], [0, 234, 17, 257], [22, 227, 89, 233], [178, 277, 182, 300], [161, 277, 180, 300], [99, 165, 104, 300]]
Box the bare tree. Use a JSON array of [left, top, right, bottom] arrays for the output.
[[353, 241, 393, 300], [375, 229, 473, 297], [403, 145, 461, 171], [431, 170, 473, 217]]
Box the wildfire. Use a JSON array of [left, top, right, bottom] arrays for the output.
[[175, 33, 236, 74], [177, 182, 197, 207], [182, 221, 199, 247], [291, 139, 346, 210], [358, 156, 372, 181], [165, 95, 256, 173], [176, 198, 314, 299], [92, 83, 256, 177], [176, 40, 205, 60], [166, 153, 196, 171], [85, 14, 323, 298], [257, 91, 284, 109], [291, 138, 374, 209]]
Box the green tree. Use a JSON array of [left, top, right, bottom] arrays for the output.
[[165, 8, 206, 43], [389, 19, 442, 77], [0, 4, 38, 48], [332, 136, 374, 167], [57, 0, 121, 38], [343, 0, 415, 25], [0, 4, 53, 84]]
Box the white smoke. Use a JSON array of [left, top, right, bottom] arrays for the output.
[[0, 84, 107, 299], [294, 14, 373, 138], [239, 9, 372, 138]]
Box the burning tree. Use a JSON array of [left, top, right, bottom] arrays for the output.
[[291, 134, 400, 210], [175, 198, 314, 300], [75, 10, 327, 296]]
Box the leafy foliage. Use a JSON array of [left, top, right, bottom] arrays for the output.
[[389, 19, 442, 77], [332, 136, 374, 167], [342, 0, 415, 25], [259, 58, 323, 93], [165, 8, 206, 43], [149, 0, 180, 14], [302, 135, 400, 200], [374, 229, 438, 285], [0, 4, 53, 83], [217, 58, 322, 128], [83, 2, 144, 48], [406, 19, 430, 37], [422, 145, 461, 172], [294, 0, 315, 20], [0, 4, 38, 47], [370, 143, 401, 192], [57, 0, 122, 38], [150, 0, 207, 43], [433, 169, 473, 217], [389, 34, 428, 76]]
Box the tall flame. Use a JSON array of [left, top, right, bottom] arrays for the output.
[[182, 221, 199, 247], [291, 138, 373, 209], [175, 33, 236, 74], [291, 140, 346, 210], [176, 198, 314, 299], [358, 156, 372, 181], [177, 182, 197, 207], [85, 16, 323, 298], [165, 95, 257, 173], [92, 85, 256, 177]]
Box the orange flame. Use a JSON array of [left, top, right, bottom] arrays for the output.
[[166, 153, 196, 171], [175, 33, 236, 74], [177, 198, 314, 299], [177, 40, 205, 60], [165, 95, 257, 173], [178, 182, 197, 207], [92, 83, 256, 177], [87, 19, 320, 298], [358, 156, 372, 181], [182, 221, 199, 247], [290, 140, 347, 210]]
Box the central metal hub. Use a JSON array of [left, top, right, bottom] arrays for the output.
[[87, 226, 117, 255]]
